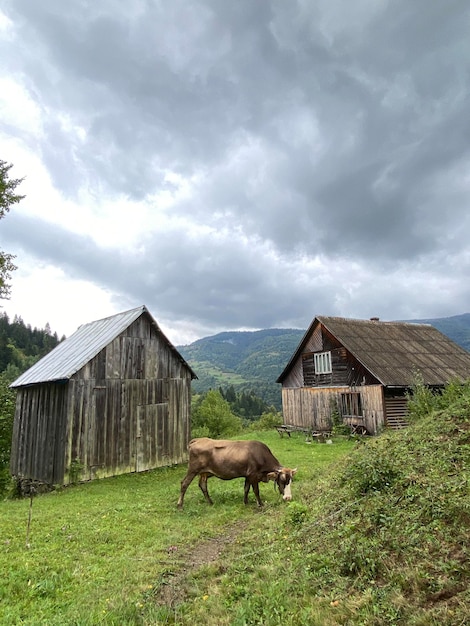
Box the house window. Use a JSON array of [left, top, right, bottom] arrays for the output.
[[314, 351, 332, 375], [340, 392, 362, 417]]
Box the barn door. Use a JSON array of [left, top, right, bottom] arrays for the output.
[[136, 403, 168, 472]]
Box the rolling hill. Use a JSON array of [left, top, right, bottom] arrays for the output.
[[178, 313, 470, 409]]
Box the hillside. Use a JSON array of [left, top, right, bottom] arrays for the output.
[[178, 328, 304, 408], [409, 312, 470, 351], [179, 313, 470, 407]]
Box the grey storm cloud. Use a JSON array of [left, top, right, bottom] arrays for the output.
[[1, 0, 470, 338]]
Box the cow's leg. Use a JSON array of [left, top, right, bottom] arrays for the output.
[[177, 470, 198, 509], [198, 473, 213, 505], [244, 477, 251, 504], [252, 481, 263, 507]]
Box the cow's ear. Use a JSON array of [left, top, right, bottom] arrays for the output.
[[291, 468, 298, 476], [266, 471, 278, 482]]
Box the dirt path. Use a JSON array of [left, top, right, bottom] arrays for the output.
[[155, 519, 247, 607]]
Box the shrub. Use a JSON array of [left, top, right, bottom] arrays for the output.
[[249, 410, 283, 431], [406, 370, 439, 421], [191, 390, 243, 438]]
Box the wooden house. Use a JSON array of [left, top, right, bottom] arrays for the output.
[[277, 316, 470, 434], [10, 306, 197, 485]]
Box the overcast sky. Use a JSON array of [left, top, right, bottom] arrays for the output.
[[1, 1, 469, 345]]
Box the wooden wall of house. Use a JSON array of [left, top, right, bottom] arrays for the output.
[[281, 323, 379, 389], [281, 325, 323, 387], [281, 385, 385, 434]]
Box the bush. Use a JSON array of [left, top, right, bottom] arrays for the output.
[[249, 410, 283, 431], [406, 370, 439, 421], [340, 439, 401, 495], [191, 390, 243, 438], [0, 368, 17, 496]]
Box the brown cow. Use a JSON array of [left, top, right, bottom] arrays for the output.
[[177, 437, 297, 508]]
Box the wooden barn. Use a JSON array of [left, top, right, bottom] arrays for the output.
[[10, 306, 197, 485], [277, 316, 470, 435]]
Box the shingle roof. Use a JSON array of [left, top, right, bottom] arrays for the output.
[[278, 316, 470, 387], [10, 305, 197, 388]]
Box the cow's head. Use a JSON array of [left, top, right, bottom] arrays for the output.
[[267, 467, 297, 501]]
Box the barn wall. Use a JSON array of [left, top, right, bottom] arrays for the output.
[[10, 382, 68, 484], [281, 385, 385, 435], [65, 375, 192, 482], [63, 315, 192, 483]]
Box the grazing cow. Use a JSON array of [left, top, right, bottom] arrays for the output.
[[177, 437, 297, 508]]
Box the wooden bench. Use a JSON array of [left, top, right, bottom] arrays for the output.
[[276, 425, 332, 442], [276, 425, 299, 437]]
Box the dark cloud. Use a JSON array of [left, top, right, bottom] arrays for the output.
[[1, 0, 470, 338]]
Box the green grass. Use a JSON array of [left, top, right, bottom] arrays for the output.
[[182, 405, 470, 625], [0, 431, 353, 625], [4, 401, 469, 626]]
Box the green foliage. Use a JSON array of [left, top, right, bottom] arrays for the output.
[[0, 160, 24, 299], [0, 368, 17, 495], [219, 385, 276, 421], [249, 410, 283, 431], [68, 458, 85, 484], [331, 405, 350, 435], [0, 312, 61, 375], [286, 501, 308, 526], [340, 440, 401, 495], [406, 371, 470, 422], [406, 370, 439, 421], [191, 389, 243, 438]]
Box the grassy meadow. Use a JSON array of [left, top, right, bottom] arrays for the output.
[[2, 386, 470, 626], [0, 431, 354, 625]]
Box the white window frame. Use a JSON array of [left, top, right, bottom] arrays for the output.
[[314, 351, 332, 375]]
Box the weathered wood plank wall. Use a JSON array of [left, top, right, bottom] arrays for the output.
[[10, 383, 68, 484], [281, 385, 384, 434], [11, 313, 193, 485]]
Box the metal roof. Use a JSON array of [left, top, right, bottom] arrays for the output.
[[10, 305, 197, 388], [277, 316, 470, 387]]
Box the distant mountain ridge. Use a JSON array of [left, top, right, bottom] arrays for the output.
[[178, 314, 470, 409]]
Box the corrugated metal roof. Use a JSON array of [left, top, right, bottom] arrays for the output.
[[277, 316, 470, 386], [10, 305, 197, 388]]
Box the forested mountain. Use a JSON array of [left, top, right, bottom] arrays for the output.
[[179, 313, 470, 409], [0, 312, 62, 375], [178, 328, 304, 408]]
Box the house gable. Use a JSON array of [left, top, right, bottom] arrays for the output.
[[278, 316, 470, 389]]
